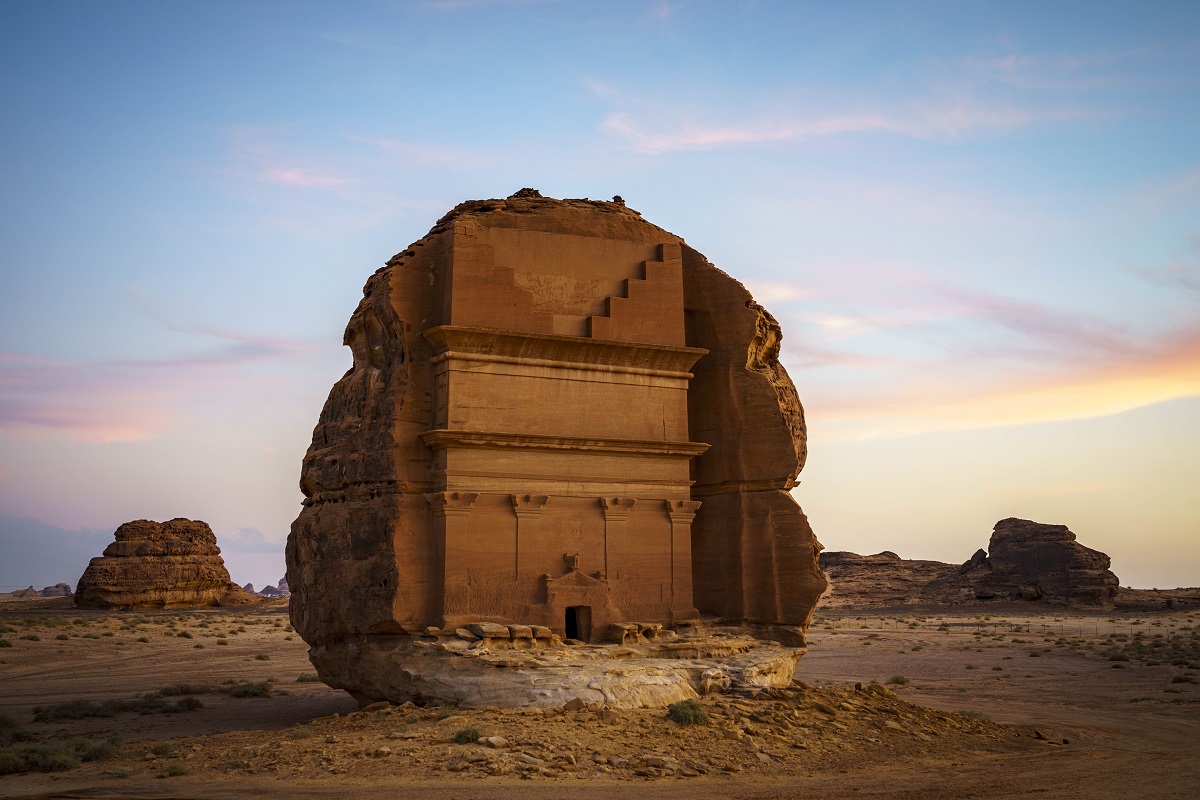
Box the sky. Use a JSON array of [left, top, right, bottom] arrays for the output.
[[1, 1, 1198, 592]]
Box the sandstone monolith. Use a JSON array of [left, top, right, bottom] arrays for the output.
[[820, 518, 1121, 608], [75, 518, 257, 609], [286, 191, 827, 705]]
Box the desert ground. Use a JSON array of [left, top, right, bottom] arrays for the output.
[[0, 599, 1197, 799]]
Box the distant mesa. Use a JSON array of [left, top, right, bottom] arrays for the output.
[[243, 577, 290, 598], [74, 518, 258, 610], [821, 518, 1121, 609], [0, 582, 73, 601]]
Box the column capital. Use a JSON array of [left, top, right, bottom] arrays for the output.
[[664, 499, 702, 523], [600, 496, 637, 521], [425, 491, 479, 518], [511, 493, 549, 519]]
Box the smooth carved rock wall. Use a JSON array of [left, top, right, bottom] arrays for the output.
[[75, 519, 255, 610], [286, 194, 828, 690]]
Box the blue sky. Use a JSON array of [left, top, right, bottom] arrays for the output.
[[1, 1, 1198, 590]]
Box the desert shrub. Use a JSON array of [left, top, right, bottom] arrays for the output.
[[1171, 674, 1199, 684], [55, 633, 69, 641], [33, 695, 202, 722], [158, 683, 213, 696], [82, 736, 122, 761], [0, 735, 121, 775], [150, 743, 177, 757], [297, 673, 321, 683], [666, 699, 708, 726], [136, 636, 150, 643], [19, 634, 39, 641], [159, 761, 188, 777], [452, 726, 483, 744], [1109, 653, 1130, 662], [886, 675, 909, 685], [223, 681, 270, 698], [255, 653, 270, 660], [217, 639, 229, 645], [0, 640, 10, 648], [176, 630, 193, 639]]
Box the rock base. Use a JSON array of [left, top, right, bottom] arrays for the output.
[[309, 628, 803, 709]]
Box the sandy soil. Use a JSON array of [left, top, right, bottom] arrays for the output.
[[0, 600, 1197, 799]]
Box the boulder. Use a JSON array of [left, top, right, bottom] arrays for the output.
[[40, 583, 73, 597], [74, 519, 258, 609]]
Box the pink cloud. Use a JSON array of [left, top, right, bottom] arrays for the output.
[[0, 330, 330, 443]]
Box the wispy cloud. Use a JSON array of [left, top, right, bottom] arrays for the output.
[[260, 168, 353, 188], [599, 99, 1100, 154], [804, 316, 1200, 440], [347, 135, 493, 170], [1122, 260, 1200, 295], [0, 328, 328, 443]]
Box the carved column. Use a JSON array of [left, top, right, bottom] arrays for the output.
[[511, 494, 549, 580], [600, 497, 636, 579], [424, 491, 478, 628], [665, 500, 702, 621]]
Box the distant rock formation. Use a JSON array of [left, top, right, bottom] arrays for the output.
[[931, 517, 1120, 605], [0, 582, 74, 601], [820, 518, 1120, 608], [74, 519, 258, 609], [819, 551, 959, 607]]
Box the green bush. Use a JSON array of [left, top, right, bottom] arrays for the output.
[[33, 695, 202, 722], [452, 726, 482, 744], [0, 735, 121, 775], [666, 699, 708, 726], [223, 681, 270, 698], [159, 761, 188, 777]]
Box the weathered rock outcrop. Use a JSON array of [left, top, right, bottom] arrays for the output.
[[820, 518, 1120, 608], [75, 519, 257, 609], [286, 191, 826, 706], [932, 517, 1120, 605], [819, 551, 958, 607]]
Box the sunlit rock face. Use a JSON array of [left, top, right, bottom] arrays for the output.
[[75, 518, 256, 609], [286, 191, 827, 705]]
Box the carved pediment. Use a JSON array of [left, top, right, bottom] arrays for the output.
[[543, 569, 606, 588]]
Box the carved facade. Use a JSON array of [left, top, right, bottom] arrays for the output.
[[286, 193, 827, 669]]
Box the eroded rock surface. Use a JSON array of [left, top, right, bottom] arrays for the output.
[[286, 192, 826, 706], [75, 519, 257, 610], [820, 518, 1120, 608], [936, 517, 1120, 605]]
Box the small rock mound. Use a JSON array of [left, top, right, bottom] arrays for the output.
[[74, 518, 258, 610]]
